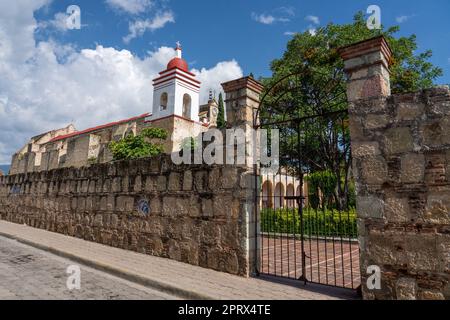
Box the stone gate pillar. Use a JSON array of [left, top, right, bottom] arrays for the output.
[[340, 36, 450, 300], [221, 76, 264, 275]]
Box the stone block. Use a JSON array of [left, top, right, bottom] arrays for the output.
[[208, 167, 221, 190], [201, 198, 213, 217], [116, 196, 134, 212], [222, 167, 238, 189], [162, 196, 187, 217], [133, 176, 142, 193], [361, 156, 388, 185], [401, 153, 425, 183], [396, 278, 417, 300], [168, 172, 181, 191], [366, 231, 407, 266], [405, 234, 439, 272], [396, 103, 424, 121], [183, 171, 193, 191], [194, 171, 207, 191], [424, 191, 450, 224], [213, 195, 234, 219], [352, 141, 381, 158], [384, 195, 409, 223], [156, 176, 167, 192], [365, 114, 389, 130], [384, 127, 414, 155], [418, 290, 445, 300]]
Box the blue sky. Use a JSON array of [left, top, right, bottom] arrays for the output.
[[34, 0, 450, 83], [0, 0, 449, 165]]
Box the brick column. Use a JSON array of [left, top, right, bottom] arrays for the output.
[[339, 35, 392, 102], [341, 36, 450, 300], [221, 76, 264, 276]]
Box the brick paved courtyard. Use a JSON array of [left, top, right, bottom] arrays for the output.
[[260, 235, 361, 289]]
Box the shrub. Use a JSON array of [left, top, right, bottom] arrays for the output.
[[260, 207, 358, 238], [109, 127, 168, 160]]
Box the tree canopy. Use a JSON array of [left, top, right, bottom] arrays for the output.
[[259, 12, 443, 209]]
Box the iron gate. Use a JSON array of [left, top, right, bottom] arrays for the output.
[[253, 70, 360, 290]]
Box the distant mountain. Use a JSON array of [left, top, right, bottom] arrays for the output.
[[0, 165, 10, 175]]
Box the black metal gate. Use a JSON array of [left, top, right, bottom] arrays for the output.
[[253, 71, 360, 290]]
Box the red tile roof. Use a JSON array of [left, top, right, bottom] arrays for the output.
[[49, 113, 150, 143]]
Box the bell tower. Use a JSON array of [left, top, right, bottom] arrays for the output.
[[151, 42, 200, 122]]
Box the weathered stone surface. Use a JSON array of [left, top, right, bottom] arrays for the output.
[[183, 171, 192, 191], [418, 290, 445, 300], [384, 195, 409, 223], [401, 153, 425, 183], [0, 155, 255, 278], [343, 37, 450, 300], [352, 141, 381, 158], [384, 127, 414, 155], [168, 172, 181, 191], [361, 156, 387, 185], [396, 103, 424, 121], [356, 195, 384, 219], [396, 278, 417, 300], [365, 114, 389, 130], [424, 191, 450, 224]]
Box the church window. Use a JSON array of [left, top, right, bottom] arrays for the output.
[[182, 94, 191, 119], [160, 92, 168, 111]]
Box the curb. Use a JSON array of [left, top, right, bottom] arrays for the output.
[[0, 231, 212, 300]]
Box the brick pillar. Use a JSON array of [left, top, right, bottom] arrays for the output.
[[341, 36, 450, 300], [221, 76, 263, 128], [339, 35, 392, 102], [221, 76, 264, 276]]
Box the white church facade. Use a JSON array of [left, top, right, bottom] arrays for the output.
[[9, 43, 216, 175]]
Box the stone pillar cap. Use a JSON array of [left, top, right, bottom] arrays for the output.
[[221, 76, 264, 94], [339, 35, 393, 71]]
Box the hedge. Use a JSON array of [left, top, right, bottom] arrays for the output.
[[260, 207, 358, 238]]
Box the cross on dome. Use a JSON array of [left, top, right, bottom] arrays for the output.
[[175, 41, 182, 58]]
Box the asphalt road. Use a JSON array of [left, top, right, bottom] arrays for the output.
[[0, 235, 179, 300]]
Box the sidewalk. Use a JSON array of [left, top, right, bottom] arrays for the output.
[[0, 220, 357, 300]]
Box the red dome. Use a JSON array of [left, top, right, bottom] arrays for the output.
[[167, 57, 188, 72]]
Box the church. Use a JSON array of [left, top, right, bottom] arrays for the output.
[[9, 43, 220, 175]]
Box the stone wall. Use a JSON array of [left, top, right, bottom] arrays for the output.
[[0, 155, 255, 276], [341, 36, 450, 299]]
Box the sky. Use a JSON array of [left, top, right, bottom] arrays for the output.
[[0, 0, 449, 164]]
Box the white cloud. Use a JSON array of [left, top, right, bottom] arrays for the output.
[[396, 14, 415, 23], [307, 27, 317, 36], [251, 13, 276, 25], [123, 11, 175, 43], [284, 31, 297, 36], [39, 10, 86, 32], [276, 6, 295, 17], [105, 0, 153, 14], [192, 60, 243, 103], [305, 15, 320, 25], [0, 1, 243, 164], [251, 12, 290, 25]]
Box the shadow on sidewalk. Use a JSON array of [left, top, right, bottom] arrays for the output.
[[255, 274, 361, 300]]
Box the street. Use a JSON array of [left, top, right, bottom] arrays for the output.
[[0, 236, 178, 300]]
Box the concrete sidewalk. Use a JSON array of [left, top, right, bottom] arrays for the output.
[[0, 220, 357, 300]]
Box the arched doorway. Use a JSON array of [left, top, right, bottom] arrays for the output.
[[261, 180, 273, 208], [286, 184, 295, 208], [274, 182, 285, 209]]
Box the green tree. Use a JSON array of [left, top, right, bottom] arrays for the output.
[[109, 127, 168, 160], [260, 12, 443, 209], [217, 92, 226, 128]]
